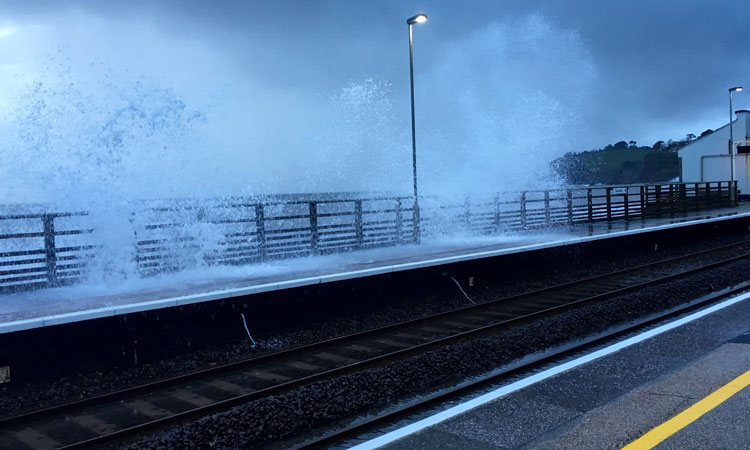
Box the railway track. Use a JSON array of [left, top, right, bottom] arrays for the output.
[[297, 276, 750, 450], [2, 240, 750, 450]]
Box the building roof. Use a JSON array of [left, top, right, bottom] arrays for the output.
[[677, 121, 729, 153]]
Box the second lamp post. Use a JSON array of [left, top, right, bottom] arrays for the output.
[[407, 13, 427, 243], [729, 86, 743, 204]]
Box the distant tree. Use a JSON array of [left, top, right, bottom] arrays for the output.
[[612, 160, 642, 184], [614, 140, 628, 149], [700, 129, 714, 138], [685, 133, 696, 142], [628, 140, 637, 148], [653, 140, 665, 150], [642, 150, 679, 181]]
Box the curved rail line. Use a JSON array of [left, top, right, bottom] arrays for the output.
[[2, 240, 750, 449]]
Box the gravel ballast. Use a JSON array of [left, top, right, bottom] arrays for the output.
[[115, 253, 750, 449]]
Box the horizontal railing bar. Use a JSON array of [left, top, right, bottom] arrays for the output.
[[208, 218, 256, 225], [263, 214, 311, 221], [0, 274, 49, 284], [0, 249, 46, 258], [263, 227, 313, 236], [0, 211, 88, 221], [142, 223, 187, 230], [264, 242, 313, 251], [0, 232, 45, 239], [0, 266, 49, 276], [56, 245, 96, 253], [54, 229, 95, 236], [317, 211, 356, 219], [264, 234, 311, 243], [317, 223, 357, 231], [0, 257, 47, 267], [220, 245, 261, 255], [136, 237, 196, 246]]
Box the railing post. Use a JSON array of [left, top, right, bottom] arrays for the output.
[[727, 181, 739, 206], [725, 181, 730, 205], [605, 187, 612, 220], [254, 204, 267, 260], [727, 181, 732, 205], [520, 192, 527, 229], [42, 214, 58, 287], [717, 182, 722, 203], [566, 189, 573, 224], [680, 183, 687, 212], [493, 194, 501, 232], [640, 185, 646, 217], [130, 212, 140, 276], [412, 199, 421, 244], [624, 187, 629, 220], [734, 180, 739, 206], [705, 182, 711, 209], [587, 188, 593, 222], [544, 191, 551, 226], [395, 198, 403, 242], [727, 181, 732, 206], [669, 184, 675, 216], [464, 195, 471, 229], [309, 202, 319, 254], [694, 183, 700, 210], [354, 200, 364, 249]]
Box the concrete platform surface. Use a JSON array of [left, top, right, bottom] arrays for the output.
[[1, 205, 749, 334], [378, 288, 750, 450]]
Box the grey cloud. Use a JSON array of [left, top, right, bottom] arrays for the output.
[[3, 0, 750, 151]]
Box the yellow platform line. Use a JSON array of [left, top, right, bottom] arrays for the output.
[[622, 368, 750, 449]]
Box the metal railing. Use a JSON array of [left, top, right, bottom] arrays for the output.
[[0, 212, 95, 292], [0, 181, 736, 294], [132, 196, 418, 276]]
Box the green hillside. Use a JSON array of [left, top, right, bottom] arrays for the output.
[[550, 137, 699, 185]]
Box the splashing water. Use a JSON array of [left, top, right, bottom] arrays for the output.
[[0, 13, 597, 291], [418, 14, 596, 195]]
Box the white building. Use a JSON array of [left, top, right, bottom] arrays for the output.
[[679, 110, 750, 197]]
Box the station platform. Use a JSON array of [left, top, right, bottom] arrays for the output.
[[370, 285, 750, 449], [2, 205, 750, 335]]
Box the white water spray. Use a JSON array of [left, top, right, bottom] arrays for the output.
[[0, 11, 597, 292]]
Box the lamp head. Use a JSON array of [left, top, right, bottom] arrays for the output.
[[730, 86, 743, 93], [407, 14, 428, 25]]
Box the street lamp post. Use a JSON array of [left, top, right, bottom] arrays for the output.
[[730, 86, 743, 204], [407, 13, 427, 243]]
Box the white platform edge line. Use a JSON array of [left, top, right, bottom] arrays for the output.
[[2, 211, 747, 334], [348, 291, 750, 450]]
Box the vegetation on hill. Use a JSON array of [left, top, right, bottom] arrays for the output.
[[551, 130, 714, 185]]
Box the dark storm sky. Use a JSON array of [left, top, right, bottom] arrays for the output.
[[3, 0, 750, 148]]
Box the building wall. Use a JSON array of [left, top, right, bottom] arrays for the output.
[[679, 112, 750, 193]]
